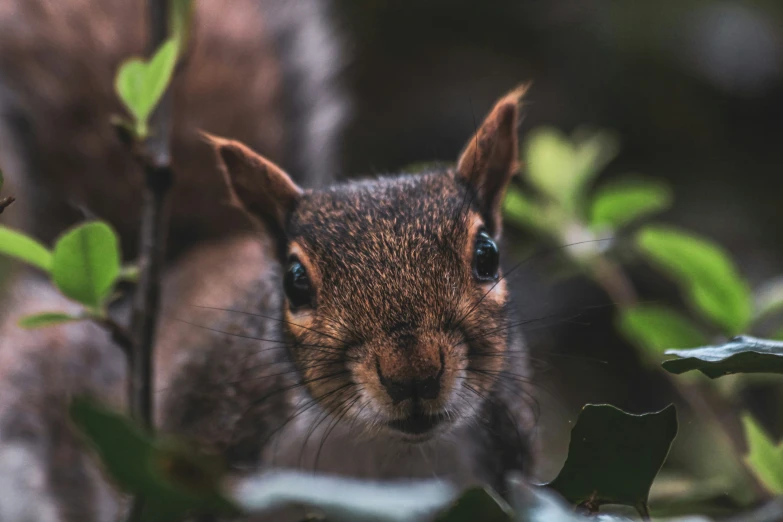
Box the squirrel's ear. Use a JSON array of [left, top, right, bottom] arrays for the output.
[[456, 84, 529, 236], [203, 132, 302, 237]]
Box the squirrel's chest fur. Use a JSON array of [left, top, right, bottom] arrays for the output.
[[263, 391, 480, 484]]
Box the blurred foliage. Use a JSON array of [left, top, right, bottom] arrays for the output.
[[18, 311, 84, 329], [618, 305, 707, 358], [51, 222, 120, 308], [636, 226, 752, 335], [114, 40, 177, 140], [589, 178, 671, 231], [0, 224, 53, 272], [502, 126, 783, 519], [503, 125, 783, 356], [742, 413, 783, 495], [113, 0, 188, 139], [0, 219, 131, 325], [71, 397, 238, 522], [73, 397, 672, 521]]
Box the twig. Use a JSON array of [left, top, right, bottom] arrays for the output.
[[0, 196, 15, 214], [126, 1, 174, 520], [589, 256, 638, 309], [128, 0, 173, 432], [96, 316, 134, 357]]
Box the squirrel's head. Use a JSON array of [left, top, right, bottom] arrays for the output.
[[208, 86, 528, 442]]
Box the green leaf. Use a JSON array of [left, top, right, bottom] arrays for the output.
[[636, 226, 752, 335], [115, 39, 178, 138], [233, 471, 456, 522], [663, 335, 783, 378], [589, 177, 671, 230], [502, 186, 552, 234], [0, 225, 53, 272], [51, 221, 120, 308], [618, 305, 708, 358], [547, 404, 677, 516], [18, 312, 84, 329], [742, 413, 783, 494], [436, 487, 513, 522], [524, 128, 618, 214], [70, 397, 238, 522]]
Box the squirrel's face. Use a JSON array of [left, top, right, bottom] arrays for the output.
[[209, 85, 529, 442], [280, 173, 509, 440]]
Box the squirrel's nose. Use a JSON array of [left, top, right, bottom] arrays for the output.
[[378, 369, 441, 404], [382, 376, 441, 404]]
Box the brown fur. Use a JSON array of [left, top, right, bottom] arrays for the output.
[[456, 83, 530, 236]]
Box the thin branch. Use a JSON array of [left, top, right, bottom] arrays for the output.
[[0, 196, 15, 214], [96, 316, 134, 357], [126, 1, 174, 520], [588, 256, 638, 309], [127, 0, 173, 433]]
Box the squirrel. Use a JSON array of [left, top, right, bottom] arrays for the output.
[[0, 1, 534, 521], [164, 86, 535, 521]]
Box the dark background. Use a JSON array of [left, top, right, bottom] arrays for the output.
[[332, 0, 783, 498]]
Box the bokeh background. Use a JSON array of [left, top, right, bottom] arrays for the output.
[[331, 0, 783, 516], [1, 0, 782, 518]]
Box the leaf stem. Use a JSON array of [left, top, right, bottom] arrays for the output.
[[128, 0, 173, 433], [96, 316, 134, 357]]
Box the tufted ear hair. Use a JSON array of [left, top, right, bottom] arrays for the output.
[[203, 132, 302, 247], [456, 84, 530, 237]]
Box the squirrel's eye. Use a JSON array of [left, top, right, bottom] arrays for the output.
[[284, 258, 312, 309], [473, 230, 499, 281]]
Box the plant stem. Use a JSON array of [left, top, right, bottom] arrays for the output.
[[128, 0, 172, 433], [588, 256, 638, 309], [0, 196, 15, 214], [97, 316, 134, 357], [127, 2, 173, 521]]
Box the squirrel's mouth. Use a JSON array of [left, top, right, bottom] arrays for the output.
[[387, 411, 450, 440]]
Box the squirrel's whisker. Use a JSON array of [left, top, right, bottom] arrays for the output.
[[263, 383, 356, 466], [298, 386, 355, 468], [190, 304, 354, 345], [314, 394, 362, 470]]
